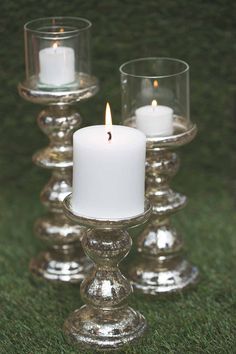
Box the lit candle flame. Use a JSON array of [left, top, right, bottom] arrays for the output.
[[153, 80, 158, 88], [152, 99, 158, 108], [105, 102, 112, 142], [105, 102, 112, 126], [53, 42, 58, 49], [59, 28, 64, 33]]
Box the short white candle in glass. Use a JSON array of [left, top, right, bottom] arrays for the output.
[[136, 99, 173, 137], [39, 43, 75, 86]]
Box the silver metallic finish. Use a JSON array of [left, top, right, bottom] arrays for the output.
[[124, 117, 199, 294], [63, 194, 152, 351], [18, 76, 98, 283], [18, 73, 98, 105]]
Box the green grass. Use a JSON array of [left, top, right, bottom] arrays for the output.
[[0, 0, 236, 353]]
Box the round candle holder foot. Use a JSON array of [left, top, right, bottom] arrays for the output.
[[129, 218, 199, 294], [64, 306, 147, 350], [129, 256, 199, 295], [62, 194, 152, 351]]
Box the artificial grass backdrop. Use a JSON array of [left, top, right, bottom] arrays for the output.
[[0, 0, 236, 353]]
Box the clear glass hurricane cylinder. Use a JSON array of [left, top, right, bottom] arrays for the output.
[[24, 17, 91, 90], [120, 57, 192, 137]]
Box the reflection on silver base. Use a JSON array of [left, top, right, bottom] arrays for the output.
[[129, 257, 199, 295], [64, 306, 147, 351], [30, 249, 91, 283], [62, 195, 152, 351], [18, 73, 98, 105]]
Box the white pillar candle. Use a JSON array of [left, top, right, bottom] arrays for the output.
[[136, 100, 173, 137], [39, 43, 75, 86], [72, 106, 146, 219]]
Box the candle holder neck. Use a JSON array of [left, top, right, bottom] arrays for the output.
[[80, 228, 132, 309]]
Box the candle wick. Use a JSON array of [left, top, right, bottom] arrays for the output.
[[107, 131, 112, 141]]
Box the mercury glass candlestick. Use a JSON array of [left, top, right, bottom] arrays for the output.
[[120, 57, 199, 294], [18, 17, 98, 283], [63, 194, 152, 351]]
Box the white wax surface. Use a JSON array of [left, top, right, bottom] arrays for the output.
[[72, 125, 146, 219], [39, 46, 75, 86], [136, 105, 174, 137]]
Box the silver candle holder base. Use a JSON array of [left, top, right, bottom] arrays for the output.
[[125, 117, 199, 295], [18, 74, 98, 283], [63, 194, 152, 351]]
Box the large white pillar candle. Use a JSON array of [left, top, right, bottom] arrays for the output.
[[136, 100, 173, 137], [39, 43, 75, 86], [72, 107, 146, 219]]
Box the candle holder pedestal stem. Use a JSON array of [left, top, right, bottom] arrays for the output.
[[63, 194, 152, 351], [127, 121, 199, 294], [18, 77, 98, 283]]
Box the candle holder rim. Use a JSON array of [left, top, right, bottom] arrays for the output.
[[124, 117, 197, 148], [24, 16, 92, 36], [119, 57, 189, 79], [18, 75, 99, 105], [146, 122, 197, 148], [63, 193, 152, 229]]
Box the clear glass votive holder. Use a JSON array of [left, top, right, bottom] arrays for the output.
[[24, 17, 91, 90], [120, 57, 192, 137]]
